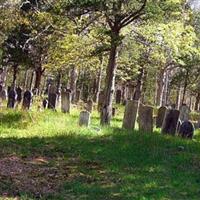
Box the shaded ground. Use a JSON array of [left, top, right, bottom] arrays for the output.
[[0, 131, 200, 200], [0, 110, 199, 199]]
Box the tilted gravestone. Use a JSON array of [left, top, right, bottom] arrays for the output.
[[138, 104, 153, 133], [179, 104, 190, 122], [79, 111, 91, 127], [86, 99, 93, 113], [178, 120, 194, 139], [122, 100, 139, 130], [22, 90, 33, 110], [7, 89, 17, 108], [0, 89, 7, 101], [156, 106, 167, 128], [16, 87, 22, 103], [42, 99, 48, 109], [116, 89, 122, 104], [48, 85, 57, 110], [161, 109, 180, 135], [61, 89, 71, 113]]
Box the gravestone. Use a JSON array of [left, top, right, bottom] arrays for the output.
[[138, 105, 153, 133], [75, 90, 81, 103], [48, 85, 57, 110], [79, 111, 91, 127], [16, 87, 22, 103], [22, 90, 32, 110], [156, 106, 167, 128], [116, 90, 122, 104], [122, 100, 139, 130], [179, 104, 190, 122], [98, 91, 104, 112], [161, 109, 180, 135], [178, 121, 194, 139], [86, 99, 93, 113], [0, 89, 7, 101], [61, 90, 71, 113], [112, 107, 116, 117], [7, 89, 17, 108], [42, 99, 48, 109]]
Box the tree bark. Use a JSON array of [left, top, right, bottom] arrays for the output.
[[34, 66, 45, 91], [182, 70, 189, 105], [12, 65, 18, 88], [94, 56, 103, 103], [195, 92, 200, 111], [100, 30, 119, 125], [133, 66, 145, 101], [70, 66, 78, 103]]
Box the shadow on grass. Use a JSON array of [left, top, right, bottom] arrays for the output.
[[0, 129, 200, 199]]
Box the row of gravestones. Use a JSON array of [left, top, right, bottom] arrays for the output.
[[122, 101, 195, 139], [1, 86, 33, 110]]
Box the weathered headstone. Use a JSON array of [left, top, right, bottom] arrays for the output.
[[161, 109, 180, 135], [0, 89, 7, 101], [7, 89, 17, 108], [75, 90, 81, 103], [179, 104, 190, 122], [22, 90, 32, 110], [178, 121, 194, 139], [116, 89, 122, 104], [122, 100, 139, 130], [156, 106, 167, 128], [16, 87, 22, 103], [61, 90, 71, 113], [138, 104, 153, 133], [112, 107, 116, 117], [86, 99, 93, 113], [48, 85, 57, 110], [42, 99, 48, 109], [79, 111, 91, 127]]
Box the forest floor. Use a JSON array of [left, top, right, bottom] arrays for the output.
[[0, 106, 200, 200]]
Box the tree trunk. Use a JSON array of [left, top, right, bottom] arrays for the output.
[[155, 69, 165, 107], [133, 66, 144, 101], [182, 70, 189, 105], [70, 66, 78, 103], [176, 85, 181, 109], [34, 66, 45, 91], [12, 65, 18, 88], [94, 56, 103, 103], [100, 30, 119, 125], [195, 92, 200, 111]]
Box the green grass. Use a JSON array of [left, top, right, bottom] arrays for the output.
[[0, 107, 200, 200]]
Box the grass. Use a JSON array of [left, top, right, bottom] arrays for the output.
[[0, 106, 200, 200]]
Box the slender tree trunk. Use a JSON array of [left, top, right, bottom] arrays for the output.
[[70, 66, 78, 103], [133, 66, 145, 101], [12, 65, 18, 88], [34, 66, 45, 91], [182, 70, 189, 105], [100, 30, 119, 125], [94, 56, 103, 103], [176, 84, 181, 109], [195, 92, 200, 111], [155, 69, 165, 106]]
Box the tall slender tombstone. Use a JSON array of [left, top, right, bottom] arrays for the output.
[[48, 85, 57, 110], [122, 100, 139, 130], [79, 111, 91, 127], [86, 99, 93, 113], [98, 91, 104, 112], [156, 106, 167, 128], [7, 88, 17, 108], [16, 87, 22, 103], [42, 98, 48, 109], [138, 105, 153, 133], [61, 89, 71, 113], [116, 89, 122, 104], [179, 104, 190, 122], [161, 109, 180, 135], [22, 90, 33, 110]]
